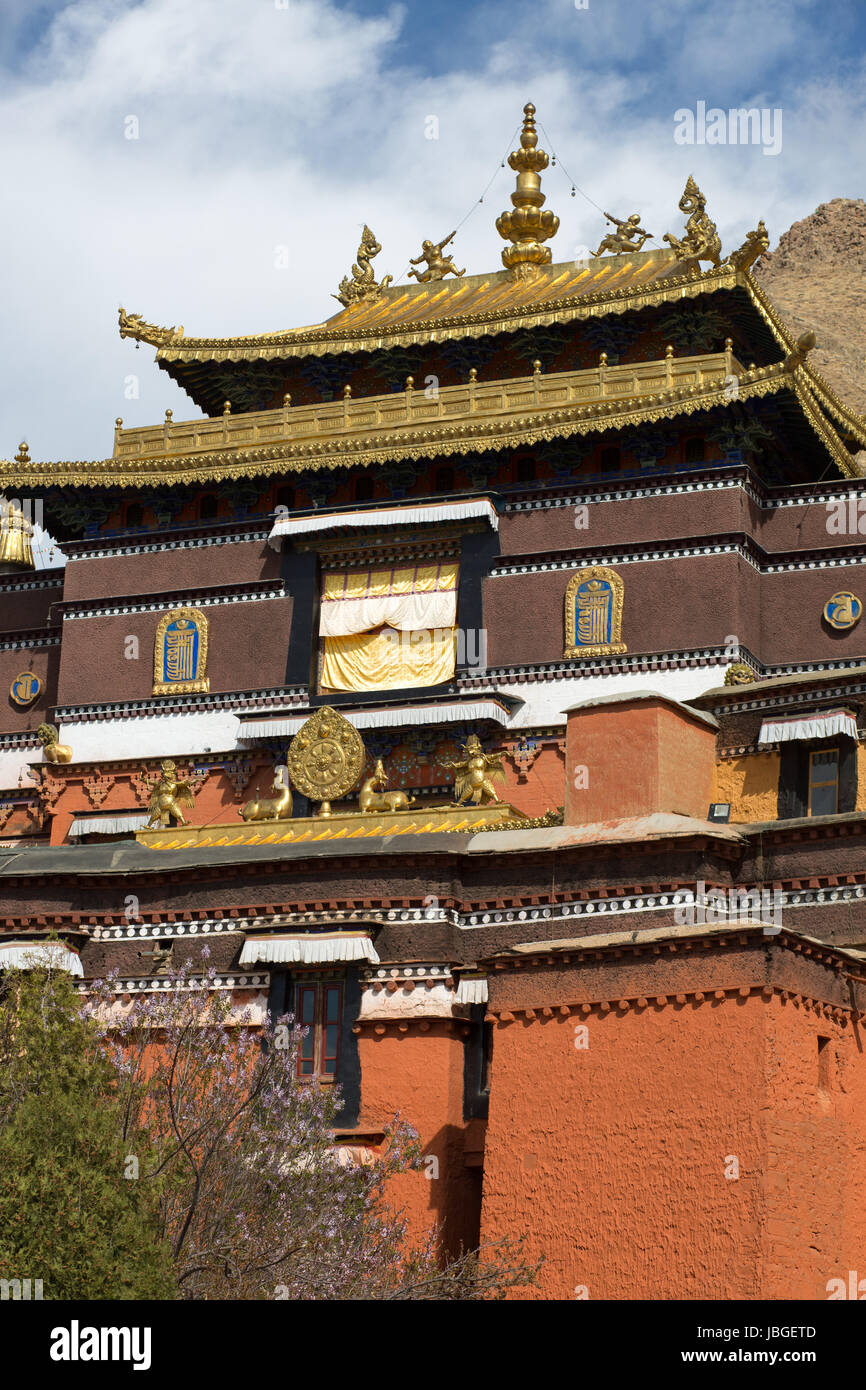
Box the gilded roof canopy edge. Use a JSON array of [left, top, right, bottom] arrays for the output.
[[3, 362, 857, 488]]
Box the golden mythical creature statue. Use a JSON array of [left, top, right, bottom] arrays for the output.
[[443, 735, 506, 807], [593, 211, 652, 257], [118, 307, 184, 347], [723, 662, 755, 686], [37, 723, 72, 764], [333, 226, 394, 307], [359, 759, 415, 812], [726, 220, 769, 272], [145, 759, 195, 828], [241, 765, 293, 822], [663, 176, 721, 269], [408, 231, 465, 282]]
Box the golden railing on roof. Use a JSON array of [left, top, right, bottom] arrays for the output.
[[113, 346, 742, 461]]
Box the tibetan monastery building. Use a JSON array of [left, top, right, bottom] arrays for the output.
[[2, 104, 866, 1299]]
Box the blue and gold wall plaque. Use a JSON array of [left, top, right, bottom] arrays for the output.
[[824, 592, 862, 631], [10, 671, 41, 707], [153, 607, 210, 695], [564, 566, 627, 658]]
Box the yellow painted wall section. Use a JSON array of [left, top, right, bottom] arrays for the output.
[[713, 752, 780, 823], [857, 746, 866, 812]]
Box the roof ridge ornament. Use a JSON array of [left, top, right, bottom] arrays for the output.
[[594, 210, 653, 257], [663, 175, 721, 270], [333, 225, 394, 307], [118, 307, 184, 348], [495, 102, 559, 279], [725, 219, 770, 273], [408, 230, 465, 283]]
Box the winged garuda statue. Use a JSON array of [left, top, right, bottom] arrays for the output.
[[443, 734, 507, 807], [145, 759, 196, 828]]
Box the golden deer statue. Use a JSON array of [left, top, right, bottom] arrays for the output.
[[241, 765, 293, 822], [359, 759, 415, 813]]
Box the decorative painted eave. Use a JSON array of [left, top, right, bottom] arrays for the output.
[[3, 344, 857, 488]]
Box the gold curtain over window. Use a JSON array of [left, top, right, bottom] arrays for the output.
[[321, 562, 459, 692]]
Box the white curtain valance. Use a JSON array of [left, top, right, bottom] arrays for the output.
[[455, 976, 489, 1005], [0, 942, 83, 976], [268, 497, 499, 549], [239, 700, 513, 740], [239, 934, 379, 966], [69, 813, 148, 838], [758, 709, 859, 745], [320, 563, 457, 638]]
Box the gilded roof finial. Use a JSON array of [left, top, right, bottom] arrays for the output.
[[14, 441, 30, 464], [495, 103, 559, 278]]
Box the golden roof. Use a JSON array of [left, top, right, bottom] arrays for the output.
[[133, 249, 695, 363]]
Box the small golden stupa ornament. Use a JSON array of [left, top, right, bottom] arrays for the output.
[[496, 102, 559, 278]]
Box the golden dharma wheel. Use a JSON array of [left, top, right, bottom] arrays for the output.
[[286, 706, 366, 811]]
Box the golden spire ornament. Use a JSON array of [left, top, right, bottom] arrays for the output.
[[496, 103, 559, 278]]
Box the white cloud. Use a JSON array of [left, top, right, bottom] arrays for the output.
[[1, 0, 864, 462]]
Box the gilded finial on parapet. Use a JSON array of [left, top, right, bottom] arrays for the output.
[[408, 231, 465, 282], [333, 225, 394, 307], [496, 102, 559, 278], [118, 307, 184, 348], [784, 329, 817, 373], [593, 211, 653, 257], [14, 441, 30, 464], [726, 220, 769, 272], [663, 176, 721, 269], [0, 497, 35, 571]]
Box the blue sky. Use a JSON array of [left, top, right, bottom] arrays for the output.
[[1, 0, 864, 461]]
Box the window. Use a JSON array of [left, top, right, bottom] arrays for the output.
[[296, 979, 343, 1080], [125, 502, 144, 528], [464, 1003, 493, 1120], [275, 484, 295, 512], [684, 436, 705, 464], [434, 465, 454, 493], [319, 562, 459, 693], [600, 446, 621, 473], [354, 474, 374, 502], [199, 494, 219, 521], [809, 748, 839, 816]]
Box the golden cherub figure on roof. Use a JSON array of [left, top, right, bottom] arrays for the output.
[[443, 734, 506, 807], [594, 212, 652, 257], [408, 231, 466, 282], [145, 759, 196, 828]]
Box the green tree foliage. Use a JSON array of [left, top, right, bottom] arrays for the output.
[[0, 965, 176, 1300]]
